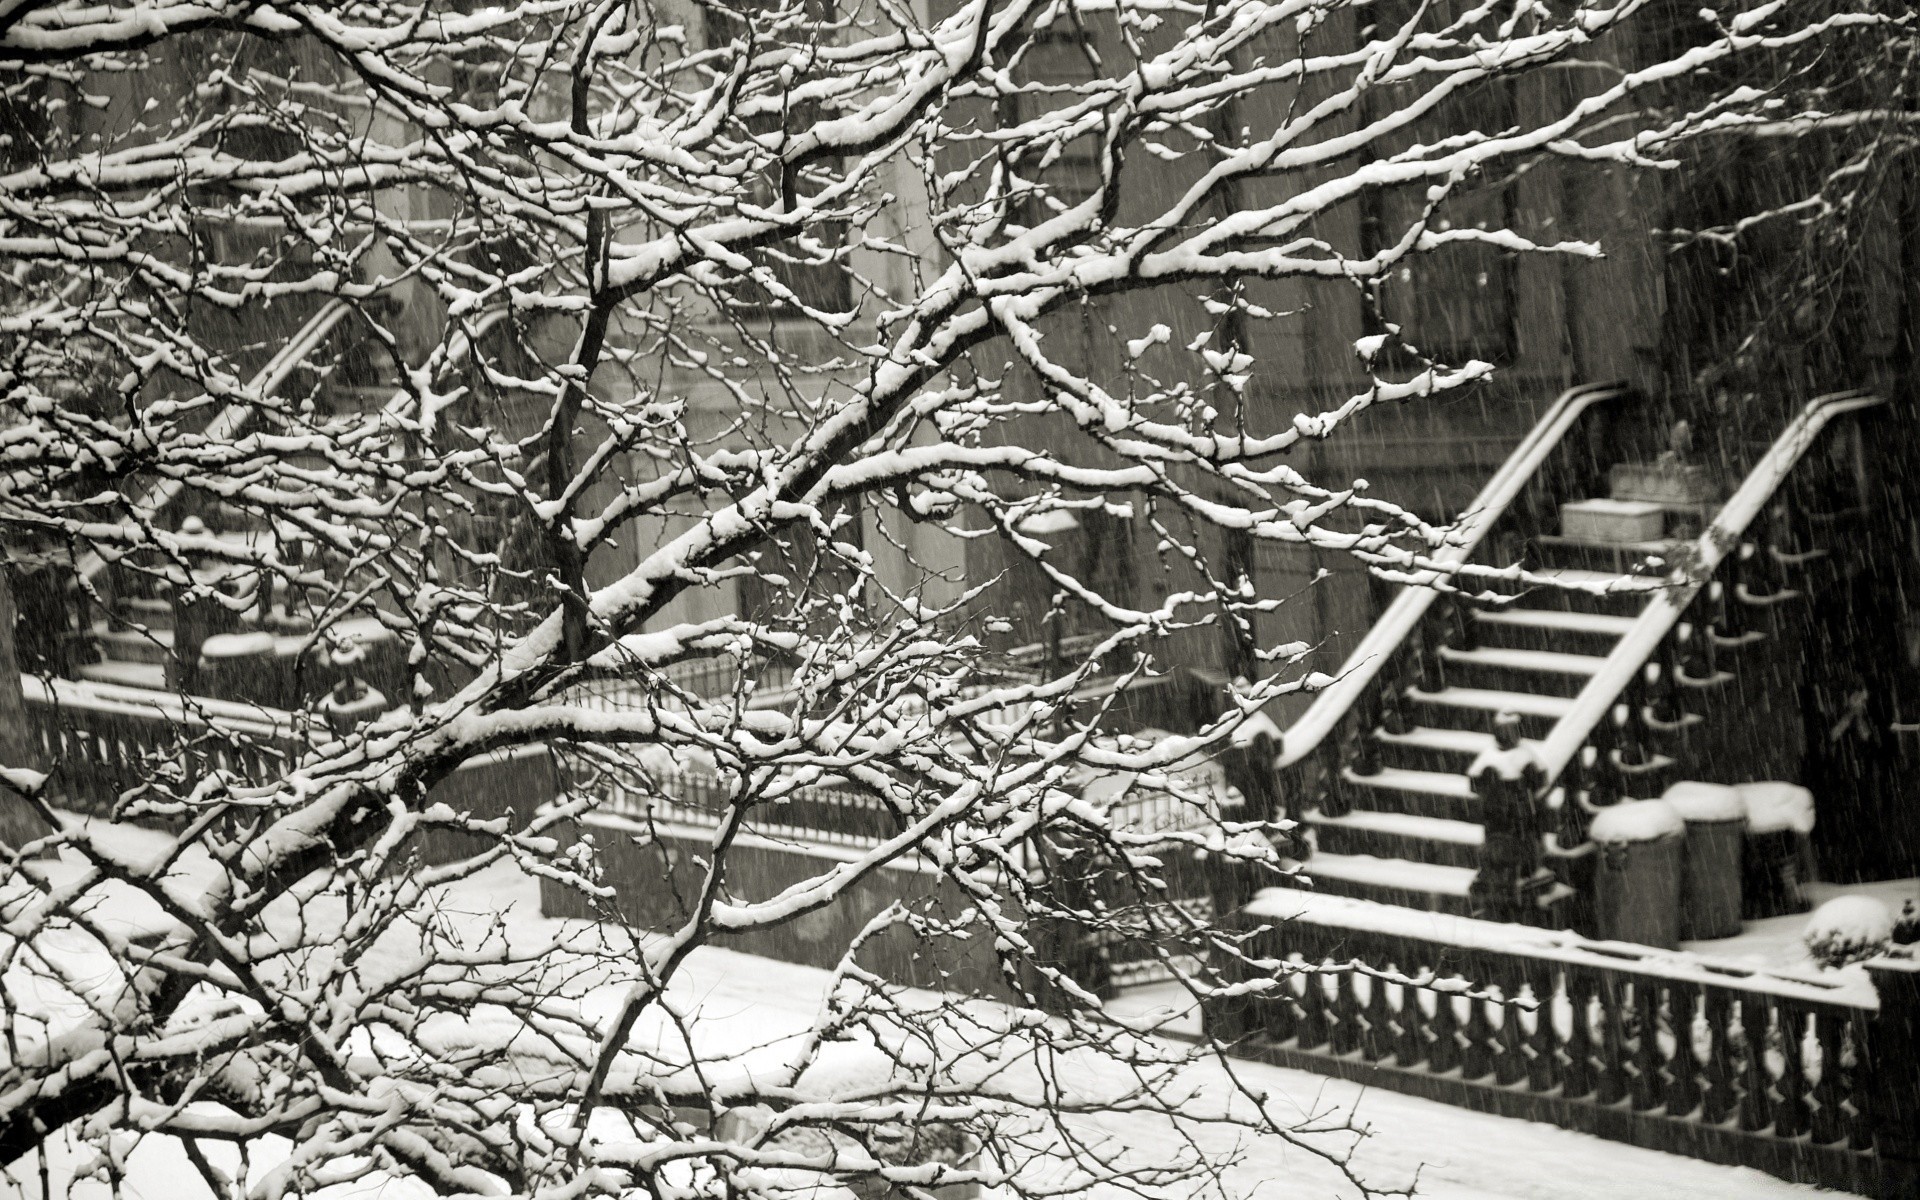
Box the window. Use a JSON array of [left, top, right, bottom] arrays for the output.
[[736, 500, 866, 630], [1004, 29, 1105, 230], [702, 0, 853, 316], [1358, 3, 1519, 364]]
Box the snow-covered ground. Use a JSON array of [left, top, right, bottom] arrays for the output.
[[3, 852, 1854, 1200]]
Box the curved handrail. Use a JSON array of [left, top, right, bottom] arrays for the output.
[[1273, 381, 1627, 769], [1532, 389, 1886, 786]]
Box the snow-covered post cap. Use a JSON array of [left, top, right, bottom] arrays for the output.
[[1660, 781, 1746, 825], [1467, 712, 1540, 783], [1734, 781, 1815, 834], [200, 631, 277, 659], [1585, 799, 1685, 844]]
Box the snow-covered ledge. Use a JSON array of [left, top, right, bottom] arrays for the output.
[[1243, 887, 1879, 1009]]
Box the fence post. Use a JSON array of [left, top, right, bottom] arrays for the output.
[[1865, 959, 1920, 1199]]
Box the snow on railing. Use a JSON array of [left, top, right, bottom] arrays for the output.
[[1532, 390, 1886, 788], [1244, 888, 1875, 1008], [1274, 383, 1626, 769], [1215, 887, 1892, 1185], [585, 765, 897, 848]]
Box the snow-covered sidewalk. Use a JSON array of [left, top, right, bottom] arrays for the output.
[[4, 855, 1850, 1200]]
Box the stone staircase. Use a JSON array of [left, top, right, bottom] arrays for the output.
[[1295, 522, 1695, 915]]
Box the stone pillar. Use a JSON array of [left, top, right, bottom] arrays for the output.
[[1864, 959, 1920, 1199]]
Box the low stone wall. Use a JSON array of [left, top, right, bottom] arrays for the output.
[[412, 745, 564, 866], [538, 817, 1023, 1000]]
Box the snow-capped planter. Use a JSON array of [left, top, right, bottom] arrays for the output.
[[1735, 782, 1815, 919], [1735, 782, 1816, 835], [1587, 799, 1685, 844], [1589, 800, 1685, 949], [1661, 783, 1747, 941], [1803, 896, 1895, 969], [1661, 781, 1746, 824]]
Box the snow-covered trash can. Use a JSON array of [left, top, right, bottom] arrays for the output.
[[1662, 781, 1746, 940], [1736, 781, 1816, 919], [1588, 800, 1686, 949]]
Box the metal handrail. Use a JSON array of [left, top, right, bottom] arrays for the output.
[[1531, 389, 1885, 786], [1274, 381, 1627, 769]]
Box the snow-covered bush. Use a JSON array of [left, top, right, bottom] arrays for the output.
[[1803, 896, 1896, 968]]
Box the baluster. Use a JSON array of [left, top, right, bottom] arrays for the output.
[[1493, 961, 1528, 1087], [1596, 975, 1629, 1106], [1629, 978, 1661, 1111], [1616, 672, 1654, 771], [1443, 593, 1477, 651], [1316, 738, 1352, 820], [1702, 989, 1738, 1124], [1350, 693, 1383, 777], [1710, 578, 1747, 643], [1363, 964, 1395, 1062], [1809, 1010, 1848, 1145], [1524, 962, 1558, 1093], [1413, 605, 1447, 694], [1428, 977, 1462, 1075], [1264, 957, 1302, 1046], [1646, 643, 1684, 729], [1330, 969, 1362, 1056], [1586, 723, 1623, 809], [1664, 982, 1703, 1119], [1561, 971, 1597, 1100], [1774, 1003, 1809, 1139], [1676, 617, 1719, 687], [1740, 506, 1789, 602], [1461, 968, 1496, 1082], [1846, 1013, 1873, 1151], [1553, 754, 1591, 851], [1738, 996, 1772, 1132], [1392, 971, 1426, 1069], [1379, 654, 1413, 737], [1296, 958, 1331, 1050]]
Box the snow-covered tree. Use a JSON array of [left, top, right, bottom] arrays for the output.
[[0, 0, 1893, 1194]]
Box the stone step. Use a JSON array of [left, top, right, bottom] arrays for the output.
[[1472, 607, 1637, 655], [1489, 567, 1659, 616], [1304, 807, 1483, 870], [1287, 851, 1476, 916], [78, 660, 167, 689], [1403, 685, 1574, 738], [1529, 535, 1688, 577], [1338, 764, 1480, 823], [1372, 725, 1546, 775], [92, 625, 175, 665], [1435, 645, 1608, 699]]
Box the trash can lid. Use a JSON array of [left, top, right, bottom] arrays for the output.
[[1661, 780, 1746, 823], [1735, 782, 1815, 834], [1588, 799, 1685, 844]]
